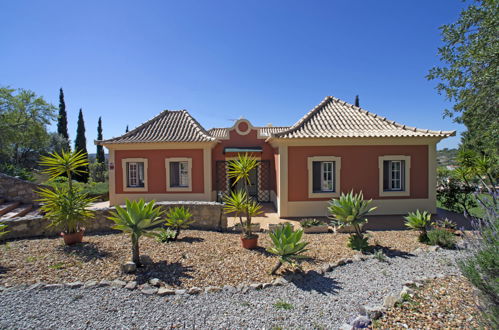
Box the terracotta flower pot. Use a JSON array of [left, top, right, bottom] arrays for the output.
[[241, 235, 258, 249], [61, 229, 85, 245]]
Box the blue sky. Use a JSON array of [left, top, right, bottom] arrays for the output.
[[1, 0, 466, 152]]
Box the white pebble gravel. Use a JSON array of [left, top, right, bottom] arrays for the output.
[[0, 249, 461, 329]]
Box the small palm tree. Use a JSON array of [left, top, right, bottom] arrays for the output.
[[164, 206, 194, 240], [108, 199, 163, 266], [328, 191, 377, 251], [39, 150, 89, 192], [267, 223, 309, 275], [227, 153, 258, 190], [405, 210, 432, 242]]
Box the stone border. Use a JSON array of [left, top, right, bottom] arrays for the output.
[[0, 246, 443, 306]]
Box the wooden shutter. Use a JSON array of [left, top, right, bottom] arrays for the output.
[[170, 162, 180, 187], [312, 161, 321, 192]]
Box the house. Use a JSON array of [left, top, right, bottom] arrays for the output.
[[96, 96, 454, 218]]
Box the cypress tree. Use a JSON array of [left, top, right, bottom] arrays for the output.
[[74, 108, 89, 182], [125, 125, 129, 133], [355, 95, 360, 107], [96, 117, 105, 164], [57, 88, 70, 150]]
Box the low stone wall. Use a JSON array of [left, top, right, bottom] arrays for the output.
[[0, 172, 49, 205], [1, 201, 227, 240]]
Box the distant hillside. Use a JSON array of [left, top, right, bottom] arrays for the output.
[[437, 148, 458, 166]]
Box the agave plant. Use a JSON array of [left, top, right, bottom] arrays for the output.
[[108, 199, 163, 266], [267, 223, 309, 275], [404, 210, 432, 242], [155, 227, 177, 243], [328, 191, 377, 236], [37, 150, 95, 235], [164, 206, 194, 241]]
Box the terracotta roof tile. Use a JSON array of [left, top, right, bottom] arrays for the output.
[[98, 110, 216, 144], [273, 96, 455, 139]]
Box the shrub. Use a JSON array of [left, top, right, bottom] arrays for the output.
[[347, 234, 369, 251], [459, 205, 498, 327], [328, 191, 377, 252], [267, 223, 309, 275], [404, 210, 432, 242], [300, 218, 324, 228], [373, 249, 387, 262], [0, 222, 8, 238], [155, 228, 177, 243], [0, 163, 34, 181], [108, 199, 163, 266], [432, 218, 458, 230], [427, 228, 456, 248], [164, 206, 194, 241]]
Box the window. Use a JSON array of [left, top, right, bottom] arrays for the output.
[[378, 156, 410, 197], [308, 156, 341, 198], [165, 158, 192, 191], [121, 158, 148, 192]]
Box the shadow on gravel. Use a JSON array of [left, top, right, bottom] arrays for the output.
[[135, 261, 194, 287], [58, 242, 112, 262], [370, 245, 415, 259], [177, 236, 204, 244], [288, 270, 342, 295], [0, 264, 11, 275]]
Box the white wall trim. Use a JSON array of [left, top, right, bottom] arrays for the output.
[[121, 158, 148, 192], [378, 155, 411, 197]]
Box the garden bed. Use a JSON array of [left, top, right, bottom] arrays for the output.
[[372, 276, 482, 329], [0, 230, 428, 289]]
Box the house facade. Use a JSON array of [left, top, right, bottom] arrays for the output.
[[97, 96, 454, 217]]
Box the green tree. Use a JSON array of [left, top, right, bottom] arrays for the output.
[[57, 88, 70, 151], [96, 117, 105, 164], [427, 0, 499, 155], [125, 125, 129, 133], [74, 108, 89, 182], [0, 86, 55, 169]]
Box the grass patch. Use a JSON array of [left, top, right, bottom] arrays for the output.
[[48, 262, 65, 270], [273, 300, 294, 310], [25, 256, 37, 262]]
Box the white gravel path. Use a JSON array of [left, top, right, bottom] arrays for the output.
[[0, 249, 461, 329]]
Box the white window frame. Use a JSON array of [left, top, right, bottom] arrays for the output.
[[307, 156, 341, 198], [378, 155, 411, 197], [165, 158, 192, 192], [121, 158, 148, 192]]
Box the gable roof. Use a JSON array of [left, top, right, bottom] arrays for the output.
[[272, 96, 455, 139], [98, 110, 216, 144], [207, 126, 289, 139]]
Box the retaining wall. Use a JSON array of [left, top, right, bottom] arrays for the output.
[[0, 173, 48, 205], [1, 201, 227, 240]]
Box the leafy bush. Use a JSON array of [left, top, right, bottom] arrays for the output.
[[300, 218, 324, 228], [427, 228, 456, 248], [45, 178, 109, 200], [459, 205, 498, 327], [328, 191, 377, 252], [164, 206, 194, 241], [404, 210, 432, 242], [432, 218, 458, 230], [0, 163, 34, 181], [347, 234, 369, 251], [267, 223, 309, 274], [108, 199, 163, 266], [437, 176, 477, 215], [155, 228, 177, 243], [373, 249, 387, 262]]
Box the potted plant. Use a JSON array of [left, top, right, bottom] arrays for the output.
[[328, 191, 377, 252], [300, 218, 329, 233], [223, 153, 263, 249], [108, 199, 163, 266], [233, 221, 261, 233], [37, 150, 96, 245]]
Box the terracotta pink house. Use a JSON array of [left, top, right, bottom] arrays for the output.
[[96, 96, 454, 218]]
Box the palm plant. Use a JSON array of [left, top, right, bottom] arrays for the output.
[[37, 150, 95, 235], [224, 153, 262, 239], [108, 199, 163, 266], [164, 206, 194, 241], [267, 223, 309, 275], [328, 191, 377, 251], [404, 210, 432, 242]]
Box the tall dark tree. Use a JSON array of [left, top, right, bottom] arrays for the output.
[[125, 125, 129, 133], [57, 88, 70, 151], [74, 108, 89, 182], [354, 95, 360, 107], [96, 117, 105, 164], [428, 0, 498, 155]]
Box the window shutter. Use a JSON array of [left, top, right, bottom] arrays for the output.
[[383, 161, 389, 191], [126, 163, 130, 187], [400, 160, 405, 190], [138, 162, 144, 186], [312, 161, 321, 192], [170, 162, 180, 187]]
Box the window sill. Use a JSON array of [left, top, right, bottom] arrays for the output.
[[379, 190, 410, 197], [123, 186, 148, 192], [167, 186, 192, 192], [308, 191, 339, 199]]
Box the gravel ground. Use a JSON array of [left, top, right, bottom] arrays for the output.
[[0, 230, 427, 288], [0, 249, 462, 329]]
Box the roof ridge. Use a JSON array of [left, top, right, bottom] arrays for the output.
[[105, 110, 172, 141], [181, 110, 216, 141]]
